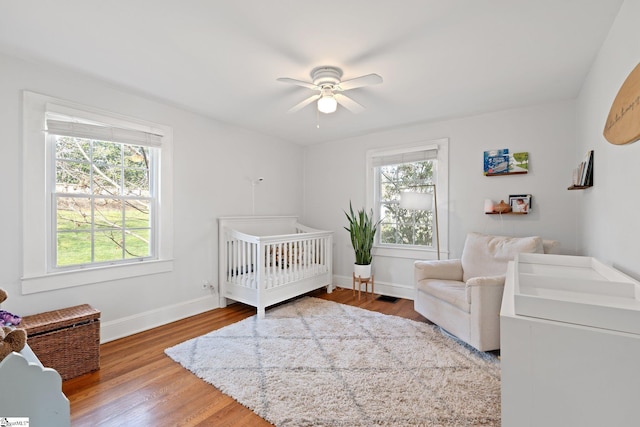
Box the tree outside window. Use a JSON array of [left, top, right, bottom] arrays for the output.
[[378, 160, 435, 247], [53, 135, 155, 267]]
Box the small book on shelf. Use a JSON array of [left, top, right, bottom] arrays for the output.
[[583, 150, 594, 186], [571, 150, 593, 188]]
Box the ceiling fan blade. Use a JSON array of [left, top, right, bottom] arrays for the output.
[[287, 94, 321, 113], [334, 93, 365, 113], [337, 73, 383, 91], [277, 77, 319, 90]]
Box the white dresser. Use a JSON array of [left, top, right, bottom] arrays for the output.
[[500, 253, 640, 427]]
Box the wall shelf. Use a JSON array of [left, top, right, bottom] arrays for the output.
[[485, 171, 528, 177], [485, 212, 528, 215], [567, 185, 593, 190]]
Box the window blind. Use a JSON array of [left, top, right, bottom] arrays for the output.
[[46, 118, 163, 148], [370, 144, 438, 167]]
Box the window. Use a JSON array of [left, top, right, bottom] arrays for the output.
[[366, 139, 448, 259], [22, 92, 174, 294], [47, 118, 159, 268]]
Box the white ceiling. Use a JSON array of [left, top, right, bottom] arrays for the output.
[[0, 1, 623, 145]]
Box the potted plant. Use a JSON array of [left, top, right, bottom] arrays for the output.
[[344, 202, 380, 279]]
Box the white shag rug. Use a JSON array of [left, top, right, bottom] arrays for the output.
[[165, 297, 501, 426]]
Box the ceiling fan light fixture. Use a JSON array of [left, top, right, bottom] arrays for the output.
[[278, 66, 382, 114], [317, 94, 337, 114]]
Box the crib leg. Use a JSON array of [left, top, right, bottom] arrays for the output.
[[326, 284, 334, 293], [257, 307, 266, 319]]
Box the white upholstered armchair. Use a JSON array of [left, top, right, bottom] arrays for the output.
[[414, 232, 558, 351]]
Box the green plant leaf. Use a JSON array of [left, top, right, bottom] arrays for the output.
[[344, 201, 380, 265]]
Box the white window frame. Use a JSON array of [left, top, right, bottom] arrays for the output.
[[366, 138, 449, 260], [21, 91, 174, 294], [47, 120, 159, 269]]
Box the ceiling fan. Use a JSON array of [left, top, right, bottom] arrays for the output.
[[277, 66, 383, 114]]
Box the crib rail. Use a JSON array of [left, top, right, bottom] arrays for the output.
[[224, 225, 331, 290]]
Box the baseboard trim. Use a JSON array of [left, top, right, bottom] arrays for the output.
[[101, 279, 414, 343], [332, 274, 415, 300], [100, 295, 218, 343]]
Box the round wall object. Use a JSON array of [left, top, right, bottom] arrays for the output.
[[603, 63, 640, 145]]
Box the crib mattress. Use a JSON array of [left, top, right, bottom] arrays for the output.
[[228, 263, 329, 289]]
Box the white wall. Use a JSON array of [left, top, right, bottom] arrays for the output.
[[304, 100, 579, 296], [0, 53, 304, 341], [576, 0, 640, 279]]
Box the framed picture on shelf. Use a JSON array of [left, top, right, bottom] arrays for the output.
[[509, 194, 532, 213], [483, 149, 510, 175], [483, 149, 529, 175]]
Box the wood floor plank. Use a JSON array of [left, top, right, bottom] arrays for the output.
[[62, 287, 428, 426]]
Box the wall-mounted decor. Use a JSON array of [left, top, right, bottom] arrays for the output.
[[568, 150, 593, 190], [603, 62, 640, 145], [484, 149, 528, 176], [483, 199, 495, 213], [509, 194, 532, 213], [493, 200, 512, 213], [484, 149, 509, 174], [484, 194, 533, 215]]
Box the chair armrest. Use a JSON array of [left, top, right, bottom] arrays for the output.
[[466, 274, 506, 288], [414, 259, 463, 282]]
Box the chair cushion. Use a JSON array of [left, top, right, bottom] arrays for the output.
[[416, 279, 470, 313], [461, 232, 544, 282], [543, 239, 559, 254]]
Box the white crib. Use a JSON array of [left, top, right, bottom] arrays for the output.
[[218, 216, 333, 318]]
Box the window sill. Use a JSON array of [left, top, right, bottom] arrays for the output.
[[21, 259, 174, 294], [373, 245, 442, 260]]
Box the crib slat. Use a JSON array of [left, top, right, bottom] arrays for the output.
[[240, 240, 244, 277], [226, 239, 231, 282]]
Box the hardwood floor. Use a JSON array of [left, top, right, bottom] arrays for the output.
[[63, 287, 428, 426]]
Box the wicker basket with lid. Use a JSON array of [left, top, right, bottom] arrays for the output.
[[21, 304, 100, 380]]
